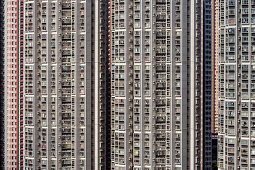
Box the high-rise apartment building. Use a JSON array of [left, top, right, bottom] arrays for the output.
[[3, 0, 217, 169], [0, 0, 5, 167], [202, 0, 212, 168], [5, 0, 20, 168], [110, 0, 210, 169], [212, 0, 219, 167], [217, 0, 255, 169], [4, 0, 110, 169], [212, 0, 219, 136]]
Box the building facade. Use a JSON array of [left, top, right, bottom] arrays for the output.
[[5, 0, 20, 168], [110, 0, 207, 169], [4, 0, 110, 169], [0, 0, 5, 168], [203, 0, 212, 168], [217, 0, 255, 169], [212, 0, 219, 168], [3, 0, 217, 169], [212, 0, 219, 136]]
